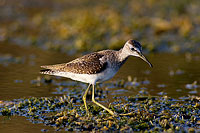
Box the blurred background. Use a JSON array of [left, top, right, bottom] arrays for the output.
[[0, 0, 200, 54]]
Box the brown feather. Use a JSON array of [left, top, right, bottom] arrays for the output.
[[40, 52, 107, 74]]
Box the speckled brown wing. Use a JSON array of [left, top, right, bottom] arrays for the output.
[[41, 52, 108, 74]]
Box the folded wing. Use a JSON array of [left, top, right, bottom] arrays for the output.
[[40, 52, 107, 74]]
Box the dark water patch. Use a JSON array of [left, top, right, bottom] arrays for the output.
[[0, 116, 54, 132]]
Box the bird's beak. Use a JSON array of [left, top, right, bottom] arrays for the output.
[[138, 52, 153, 68]]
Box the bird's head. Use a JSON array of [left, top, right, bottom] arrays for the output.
[[124, 39, 153, 67]]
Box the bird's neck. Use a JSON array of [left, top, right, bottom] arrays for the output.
[[117, 48, 130, 62]]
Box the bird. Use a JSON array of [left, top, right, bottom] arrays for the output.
[[40, 39, 153, 116]]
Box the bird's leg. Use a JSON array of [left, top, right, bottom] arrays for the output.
[[82, 84, 91, 115], [91, 84, 115, 116]]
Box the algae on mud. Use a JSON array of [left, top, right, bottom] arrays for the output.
[[0, 86, 200, 132]]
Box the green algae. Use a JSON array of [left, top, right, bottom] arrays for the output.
[[0, 94, 199, 132], [1, 75, 197, 131]]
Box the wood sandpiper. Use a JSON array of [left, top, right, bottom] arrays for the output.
[[40, 39, 153, 116]]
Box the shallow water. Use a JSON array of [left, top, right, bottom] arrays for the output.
[[0, 116, 54, 132], [0, 43, 200, 131], [0, 44, 199, 100]]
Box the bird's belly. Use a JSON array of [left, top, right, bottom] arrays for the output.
[[53, 68, 117, 85], [96, 68, 117, 83]]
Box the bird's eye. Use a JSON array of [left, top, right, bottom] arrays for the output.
[[131, 48, 136, 51]]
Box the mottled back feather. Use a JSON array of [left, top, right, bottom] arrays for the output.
[[41, 52, 108, 74]]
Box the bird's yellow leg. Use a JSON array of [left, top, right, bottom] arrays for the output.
[[82, 84, 91, 115], [91, 84, 115, 116]]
